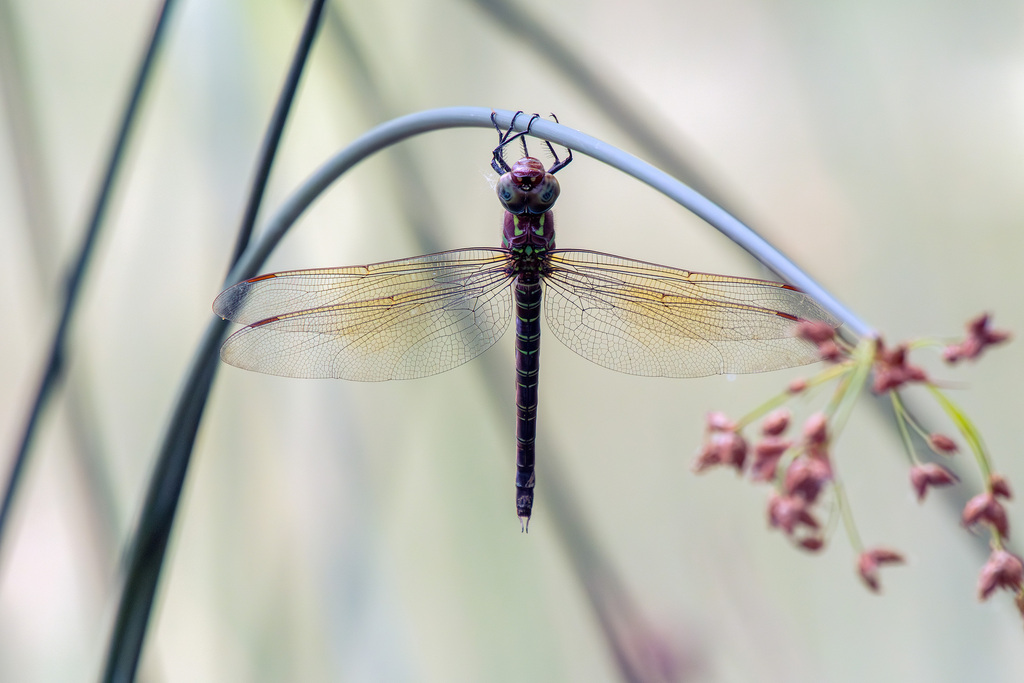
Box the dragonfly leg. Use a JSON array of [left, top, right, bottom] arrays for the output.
[[491, 110, 524, 175], [492, 112, 554, 175], [498, 113, 541, 158], [493, 109, 524, 146], [518, 113, 542, 158], [492, 112, 574, 177], [540, 113, 573, 175]]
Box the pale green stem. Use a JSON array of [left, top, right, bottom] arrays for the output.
[[926, 385, 993, 483], [734, 391, 798, 432], [906, 337, 945, 351], [824, 338, 874, 437], [832, 479, 864, 553], [823, 340, 874, 554], [734, 363, 851, 431], [888, 391, 921, 465]]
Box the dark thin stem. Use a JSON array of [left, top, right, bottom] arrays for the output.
[[0, 0, 123, 584], [100, 2, 326, 680], [0, 0, 177, 557], [228, 0, 327, 269], [100, 346, 221, 683]]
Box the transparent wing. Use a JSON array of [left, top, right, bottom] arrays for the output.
[[214, 248, 514, 380], [543, 249, 838, 378]]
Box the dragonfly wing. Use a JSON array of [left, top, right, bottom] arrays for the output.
[[542, 249, 838, 378], [214, 248, 514, 380]]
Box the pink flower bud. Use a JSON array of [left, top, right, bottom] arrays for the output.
[[803, 412, 828, 446], [767, 494, 819, 535], [693, 431, 747, 474], [944, 313, 1011, 365], [909, 463, 958, 501], [705, 411, 736, 433], [795, 320, 835, 344], [942, 344, 962, 363], [962, 492, 1010, 539], [784, 456, 832, 503], [872, 341, 929, 392], [750, 436, 791, 482], [761, 409, 791, 436], [990, 474, 1013, 500], [927, 433, 958, 454], [977, 549, 1024, 601], [799, 536, 825, 552], [788, 378, 808, 394], [858, 548, 905, 593], [817, 340, 843, 363]]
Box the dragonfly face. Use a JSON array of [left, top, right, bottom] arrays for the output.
[[495, 156, 560, 216], [214, 115, 838, 531]]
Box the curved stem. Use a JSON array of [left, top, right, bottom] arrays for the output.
[[228, 0, 326, 268], [229, 107, 875, 340]]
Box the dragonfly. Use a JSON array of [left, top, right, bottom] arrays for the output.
[[214, 112, 838, 531]]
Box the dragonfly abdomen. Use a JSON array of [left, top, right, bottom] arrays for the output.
[[513, 271, 543, 530]]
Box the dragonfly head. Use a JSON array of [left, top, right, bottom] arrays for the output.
[[496, 156, 560, 215]]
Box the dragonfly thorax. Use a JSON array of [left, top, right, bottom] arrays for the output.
[[502, 210, 556, 257]]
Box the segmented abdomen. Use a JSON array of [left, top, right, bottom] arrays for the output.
[[513, 271, 542, 526]]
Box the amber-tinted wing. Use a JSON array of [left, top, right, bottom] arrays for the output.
[[542, 249, 837, 378], [214, 249, 514, 381]]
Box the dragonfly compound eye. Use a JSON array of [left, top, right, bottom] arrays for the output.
[[496, 174, 528, 213], [525, 174, 560, 214]]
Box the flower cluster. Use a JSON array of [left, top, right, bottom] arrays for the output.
[[943, 313, 1010, 364], [693, 313, 1020, 613]]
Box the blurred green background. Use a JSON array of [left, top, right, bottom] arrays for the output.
[[1, 0, 1022, 680]]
